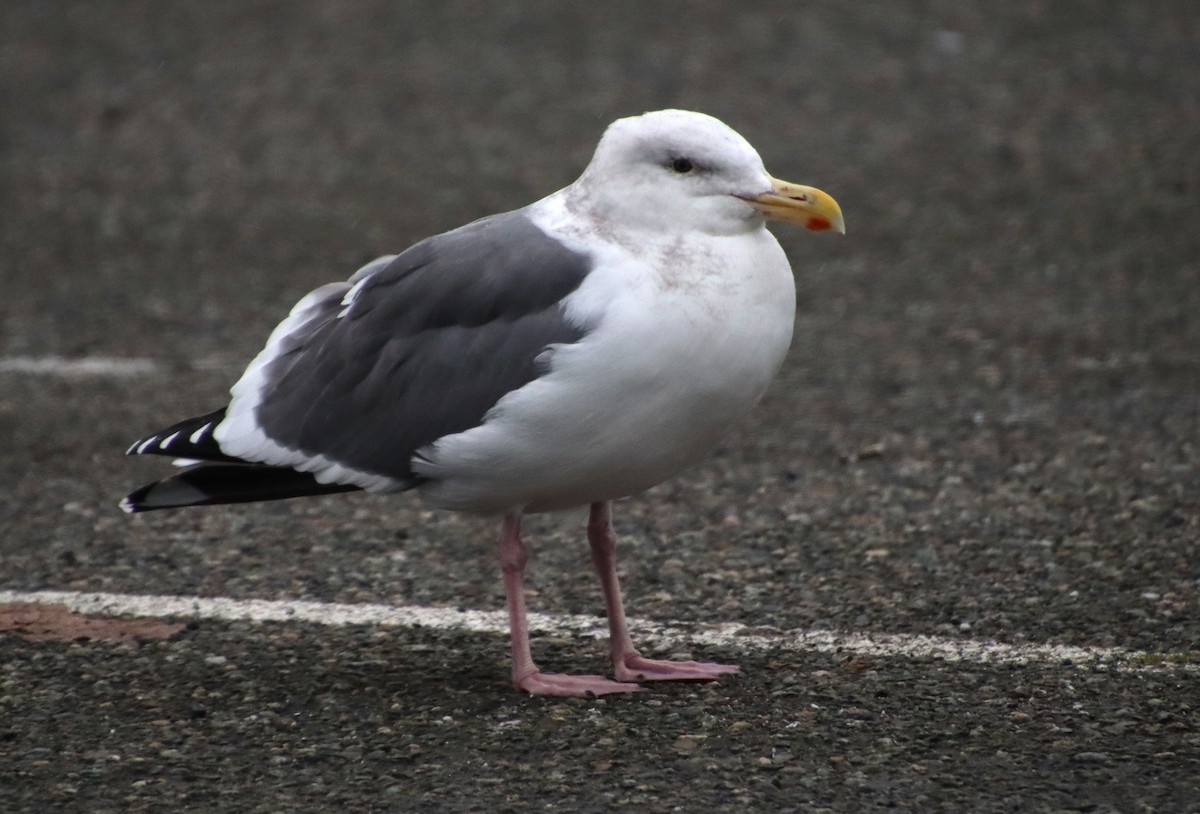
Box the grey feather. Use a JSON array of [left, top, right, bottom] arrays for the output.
[[253, 210, 593, 481]]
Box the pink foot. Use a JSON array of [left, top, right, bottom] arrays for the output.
[[515, 670, 646, 698], [614, 653, 741, 683]]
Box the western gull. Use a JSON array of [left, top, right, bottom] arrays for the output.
[[122, 109, 844, 697]]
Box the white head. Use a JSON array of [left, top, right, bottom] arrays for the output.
[[570, 109, 844, 238]]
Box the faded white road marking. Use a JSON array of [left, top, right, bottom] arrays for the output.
[[2, 589, 1190, 672], [0, 356, 159, 377]]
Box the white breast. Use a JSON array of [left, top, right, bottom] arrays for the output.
[[413, 195, 797, 515]]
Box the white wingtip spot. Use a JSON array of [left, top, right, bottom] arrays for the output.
[[189, 423, 212, 445], [135, 437, 159, 454], [159, 431, 181, 449], [118, 497, 136, 514]]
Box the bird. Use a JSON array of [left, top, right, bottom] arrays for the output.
[[122, 109, 844, 697]]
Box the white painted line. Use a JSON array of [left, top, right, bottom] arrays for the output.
[[0, 356, 159, 377], [0, 589, 1192, 672]]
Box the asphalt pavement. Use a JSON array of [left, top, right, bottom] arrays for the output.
[[2, 2, 1198, 811]]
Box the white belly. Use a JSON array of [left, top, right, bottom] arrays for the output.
[[414, 223, 796, 515]]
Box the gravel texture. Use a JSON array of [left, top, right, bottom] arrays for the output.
[[2, 1, 1198, 811]]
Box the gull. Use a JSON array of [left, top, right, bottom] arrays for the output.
[[123, 109, 844, 697]]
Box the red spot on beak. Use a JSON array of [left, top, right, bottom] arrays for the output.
[[806, 216, 832, 232]]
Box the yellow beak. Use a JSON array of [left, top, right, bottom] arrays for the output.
[[743, 177, 845, 234]]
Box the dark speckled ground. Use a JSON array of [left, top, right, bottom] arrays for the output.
[[2, 2, 1198, 811]]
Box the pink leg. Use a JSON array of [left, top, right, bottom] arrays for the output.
[[588, 502, 740, 683], [498, 513, 643, 697]]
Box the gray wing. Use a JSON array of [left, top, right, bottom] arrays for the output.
[[251, 210, 592, 483]]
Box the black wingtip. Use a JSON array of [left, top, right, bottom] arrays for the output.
[[126, 408, 243, 463], [120, 472, 215, 512], [121, 464, 363, 513]]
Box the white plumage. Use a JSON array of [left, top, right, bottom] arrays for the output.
[[124, 109, 844, 696]]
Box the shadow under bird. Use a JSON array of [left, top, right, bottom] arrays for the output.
[[123, 109, 844, 697]]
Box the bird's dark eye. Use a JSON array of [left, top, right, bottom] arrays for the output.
[[670, 157, 695, 174]]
